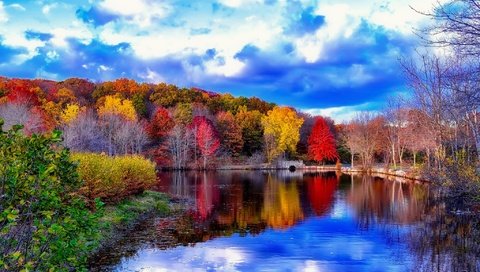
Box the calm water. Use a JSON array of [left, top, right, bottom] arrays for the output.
[[90, 171, 480, 272]]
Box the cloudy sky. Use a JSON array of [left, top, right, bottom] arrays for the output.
[[0, 0, 438, 121]]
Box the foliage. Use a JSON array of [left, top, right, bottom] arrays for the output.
[[190, 116, 220, 169], [261, 106, 304, 162], [235, 106, 264, 156], [308, 117, 339, 163], [97, 95, 137, 121], [0, 121, 101, 271], [72, 153, 157, 203], [146, 107, 175, 141], [60, 104, 84, 124], [216, 111, 243, 157]]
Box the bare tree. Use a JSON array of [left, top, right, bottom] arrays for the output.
[[415, 0, 480, 58], [343, 112, 384, 170], [62, 110, 105, 152], [167, 125, 193, 169], [0, 102, 44, 134]]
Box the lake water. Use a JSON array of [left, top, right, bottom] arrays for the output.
[[90, 171, 480, 272]]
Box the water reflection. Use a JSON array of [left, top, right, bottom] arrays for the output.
[[90, 171, 480, 271]]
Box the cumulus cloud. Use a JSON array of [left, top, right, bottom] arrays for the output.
[[0, 0, 442, 117], [0, 1, 8, 23]]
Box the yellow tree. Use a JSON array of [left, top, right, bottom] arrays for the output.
[[261, 106, 303, 162], [97, 95, 137, 121], [60, 104, 85, 124]]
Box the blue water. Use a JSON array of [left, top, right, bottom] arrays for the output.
[[91, 171, 480, 272]]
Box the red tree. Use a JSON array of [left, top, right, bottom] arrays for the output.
[[191, 116, 220, 169], [146, 107, 175, 141], [308, 117, 339, 163]]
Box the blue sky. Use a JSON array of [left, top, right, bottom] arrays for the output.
[[0, 0, 438, 121]]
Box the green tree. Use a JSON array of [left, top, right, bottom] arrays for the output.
[[235, 106, 264, 156], [0, 121, 101, 271]]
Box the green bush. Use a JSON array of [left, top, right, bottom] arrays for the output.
[[72, 153, 157, 203], [0, 121, 101, 271]]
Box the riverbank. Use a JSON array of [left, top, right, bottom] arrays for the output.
[[88, 191, 181, 260], [217, 163, 425, 182]]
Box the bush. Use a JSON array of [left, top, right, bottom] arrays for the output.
[[72, 153, 157, 203], [0, 121, 101, 271]]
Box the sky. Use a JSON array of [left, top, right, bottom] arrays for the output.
[[0, 0, 439, 121]]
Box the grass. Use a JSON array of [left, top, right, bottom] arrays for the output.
[[93, 191, 170, 252]]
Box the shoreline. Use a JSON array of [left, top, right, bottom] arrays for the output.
[[214, 164, 426, 182], [87, 191, 185, 265]]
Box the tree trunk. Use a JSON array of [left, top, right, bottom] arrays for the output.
[[413, 152, 417, 169], [351, 153, 354, 169]]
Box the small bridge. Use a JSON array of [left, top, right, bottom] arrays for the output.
[[276, 160, 305, 171]]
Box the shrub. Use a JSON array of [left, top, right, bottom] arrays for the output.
[[0, 121, 101, 271], [72, 153, 157, 203]]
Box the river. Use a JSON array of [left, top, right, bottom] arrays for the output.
[[90, 171, 480, 272]]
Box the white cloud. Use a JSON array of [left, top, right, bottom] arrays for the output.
[[99, 0, 171, 27], [8, 3, 25, 11], [302, 103, 378, 123], [42, 3, 57, 15], [139, 68, 165, 83], [218, 0, 264, 8], [0, 1, 8, 23], [50, 21, 93, 47]]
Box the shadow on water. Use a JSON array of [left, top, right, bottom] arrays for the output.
[[90, 171, 480, 271]]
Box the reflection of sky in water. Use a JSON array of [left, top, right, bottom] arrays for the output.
[[115, 195, 413, 272]]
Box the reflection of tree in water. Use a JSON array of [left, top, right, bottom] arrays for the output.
[[261, 174, 304, 229], [195, 171, 220, 219], [406, 207, 480, 272], [306, 173, 339, 216], [347, 174, 429, 229]]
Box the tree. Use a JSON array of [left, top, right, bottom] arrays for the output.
[[60, 104, 85, 124], [235, 106, 264, 156], [308, 117, 339, 163], [173, 102, 193, 126], [261, 106, 304, 162], [0, 124, 100, 271], [97, 95, 137, 121], [417, 0, 480, 58], [0, 102, 46, 134], [146, 107, 175, 142], [62, 110, 105, 153], [216, 111, 243, 157], [190, 116, 220, 169], [167, 125, 193, 169], [342, 112, 384, 170]]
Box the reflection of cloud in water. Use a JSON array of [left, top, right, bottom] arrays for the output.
[[114, 212, 412, 271], [118, 246, 248, 272]]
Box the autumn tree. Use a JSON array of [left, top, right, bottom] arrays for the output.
[[261, 106, 304, 162], [173, 103, 193, 125], [60, 104, 85, 124], [57, 78, 95, 105], [216, 111, 243, 157], [150, 83, 180, 107], [308, 117, 339, 163], [190, 116, 220, 169], [235, 106, 264, 156], [97, 95, 137, 121], [146, 107, 175, 142], [343, 113, 384, 170]]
